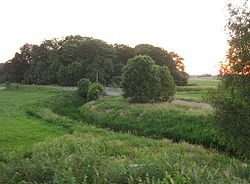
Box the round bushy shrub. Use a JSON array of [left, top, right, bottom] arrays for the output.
[[121, 55, 158, 103], [88, 83, 103, 101], [121, 55, 175, 103], [77, 78, 91, 98], [155, 66, 176, 102]]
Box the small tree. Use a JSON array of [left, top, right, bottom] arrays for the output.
[[208, 1, 250, 158], [121, 55, 175, 103], [121, 55, 158, 103], [155, 65, 176, 102], [88, 83, 103, 101], [77, 78, 91, 98]]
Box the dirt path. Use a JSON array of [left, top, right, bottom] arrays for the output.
[[2, 85, 211, 109], [173, 99, 212, 109], [105, 87, 123, 96], [104, 87, 212, 109]]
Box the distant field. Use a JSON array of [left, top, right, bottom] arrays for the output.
[[175, 78, 219, 102], [175, 90, 206, 102], [188, 77, 219, 87]]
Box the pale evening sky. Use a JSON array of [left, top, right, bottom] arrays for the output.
[[0, 0, 246, 75]]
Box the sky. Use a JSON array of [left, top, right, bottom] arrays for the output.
[[0, 0, 246, 75]]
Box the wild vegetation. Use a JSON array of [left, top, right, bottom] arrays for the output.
[[77, 78, 103, 101], [0, 1, 249, 183], [206, 2, 250, 159], [79, 97, 220, 148], [0, 86, 249, 183]]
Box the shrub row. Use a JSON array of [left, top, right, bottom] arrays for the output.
[[77, 78, 103, 101]]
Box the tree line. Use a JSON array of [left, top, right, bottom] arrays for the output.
[[0, 35, 188, 86]]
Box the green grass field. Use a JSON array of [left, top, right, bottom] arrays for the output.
[[0, 87, 69, 152], [188, 78, 219, 87], [175, 78, 219, 102], [0, 85, 249, 183]]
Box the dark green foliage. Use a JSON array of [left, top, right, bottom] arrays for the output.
[[121, 55, 175, 103], [57, 65, 68, 86], [207, 2, 250, 159], [67, 62, 82, 86], [207, 76, 250, 159], [135, 44, 188, 86], [77, 78, 103, 101], [171, 69, 188, 86], [47, 60, 62, 84], [77, 78, 91, 98], [88, 83, 103, 101], [121, 55, 158, 103], [0, 35, 188, 86], [155, 65, 176, 101], [111, 44, 136, 84]]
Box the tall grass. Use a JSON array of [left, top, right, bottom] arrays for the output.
[[79, 97, 227, 151], [1, 124, 249, 183], [1, 86, 249, 183]]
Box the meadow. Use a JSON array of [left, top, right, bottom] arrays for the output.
[[175, 78, 219, 102], [0, 85, 69, 152], [0, 84, 249, 183]]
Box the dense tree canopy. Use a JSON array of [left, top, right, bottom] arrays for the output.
[[0, 35, 188, 86], [135, 44, 188, 85]]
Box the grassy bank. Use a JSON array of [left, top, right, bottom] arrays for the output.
[[1, 109, 249, 183], [0, 86, 69, 152], [78, 97, 226, 151]]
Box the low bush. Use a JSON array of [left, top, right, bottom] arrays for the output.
[[77, 78, 91, 98], [154, 65, 176, 101], [88, 83, 103, 101]]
